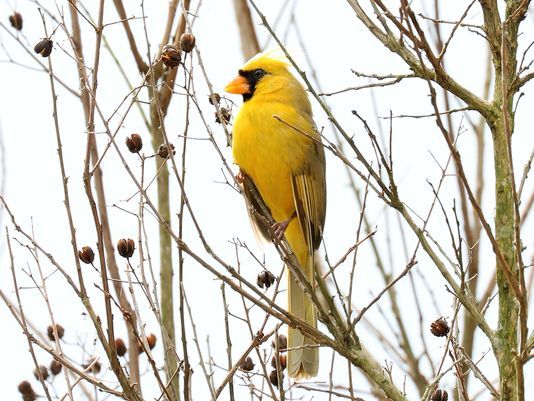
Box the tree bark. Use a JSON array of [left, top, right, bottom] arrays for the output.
[[489, 4, 525, 399], [491, 116, 520, 401]]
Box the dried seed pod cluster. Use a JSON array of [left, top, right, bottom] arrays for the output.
[[180, 32, 196, 53], [50, 360, 62, 376], [430, 318, 450, 337], [78, 246, 95, 264], [271, 354, 287, 370], [115, 338, 127, 357], [239, 356, 254, 372], [117, 238, 135, 258], [17, 340, 64, 398], [18, 381, 37, 401], [236, 334, 288, 387], [33, 365, 48, 381], [9, 12, 23, 30], [208, 93, 221, 106], [161, 45, 181, 68], [47, 324, 65, 341], [268, 334, 288, 388], [257, 270, 276, 289], [431, 388, 449, 401], [147, 333, 157, 349], [34, 39, 53, 57], [139, 333, 157, 353], [215, 107, 231, 124], [83, 358, 101, 374], [157, 143, 176, 159], [272, 334, 287, 350], [269, 369, 283, 388], [126, 133, 143, 153]]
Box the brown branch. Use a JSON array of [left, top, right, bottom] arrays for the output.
[[214, 327, 278, 399], [400, 0, 522, 303], [319, 73, 415, 96], [345, 0, 492, 118], [111, 0, 148, 73], [233, 0, 261, 59], [63, 18, 147, 390], [159, 0, 191, 115], [0, 287, 122, 396], [65, 1, 144, 395], [7, 230, 54, 401], [352, 259, 417, 325]]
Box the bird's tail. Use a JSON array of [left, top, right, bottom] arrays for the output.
[[285, 222, 318, 379]]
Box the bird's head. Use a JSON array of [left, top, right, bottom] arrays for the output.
[[225, 50, 299, 102]]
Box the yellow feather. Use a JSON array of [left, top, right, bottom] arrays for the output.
[[227, 52, 326, 379]]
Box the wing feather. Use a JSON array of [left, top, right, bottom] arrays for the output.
[[290, 137, 326, 251]]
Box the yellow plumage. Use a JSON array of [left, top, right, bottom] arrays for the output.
[[225, 51, 326, 379]]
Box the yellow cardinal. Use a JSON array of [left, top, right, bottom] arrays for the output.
[[225, 51, 326, 379]]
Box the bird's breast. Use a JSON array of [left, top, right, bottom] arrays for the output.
[[232, 103, 310, 221]]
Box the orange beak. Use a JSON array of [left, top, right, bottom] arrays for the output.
[[224, 75, 250, 94]]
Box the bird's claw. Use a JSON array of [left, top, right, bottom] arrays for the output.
[[236, 170, 246, 184], [272, 220, 290, 240]]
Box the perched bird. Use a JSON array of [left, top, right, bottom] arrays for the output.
[[225, 50, 326, 379]]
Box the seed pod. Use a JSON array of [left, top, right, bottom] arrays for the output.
[[9, 12, 23, 30], [157, 143, 176, 159], [126, 133, 143, 153], [117, 238, 135, 258], [18, 381, 37, 401], [430, 318, 450, 337], [83, 358, 101, 374], [78, 246, 95, 264], [271, 354, 287, 370], [50, 360, 62, 375], [47, 324, 65, 341], [138, 333, 157, 353], [239, 356, 254, 372], [257, 270, 276, 289], [269, 369, 283, 387], [208, 93, 221, 105], [161, 45, 181, 68], [215, 107, 231, 124], [18, 381, 33, 394], [180, 33, 196, 53], [272, 334, 287, 351], [33, 365, 49, 380], [115, 338, 127, 357], [34, 38, 53, 57], [147, 333, 157, 349], [23, 393, 38, 401], [92, 361, 101, 374], [431, 388, 448, 401]]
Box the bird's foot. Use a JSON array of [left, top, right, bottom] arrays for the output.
[[272, 213, 296, 240], [236, 169, 246, 184]]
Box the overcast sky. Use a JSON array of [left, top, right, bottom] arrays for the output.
[[1, 1, 533, 400]]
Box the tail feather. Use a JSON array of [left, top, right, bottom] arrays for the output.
[[287, 270, 318, 378], [285, 223, 319, 379]]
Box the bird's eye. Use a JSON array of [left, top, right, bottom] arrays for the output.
[[253, 69, 265, 80]]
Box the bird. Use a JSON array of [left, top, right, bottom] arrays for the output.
[[224, 50, 326, 379]]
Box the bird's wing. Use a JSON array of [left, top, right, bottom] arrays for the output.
[[290, 133, 326, 251]]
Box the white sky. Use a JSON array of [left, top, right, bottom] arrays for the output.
[[0, 0, 533, 400]]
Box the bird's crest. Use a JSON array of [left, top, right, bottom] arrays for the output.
[[241, 48, 291, 73]]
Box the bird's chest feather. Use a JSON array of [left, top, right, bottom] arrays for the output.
[[232, 103, 310, 219]]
